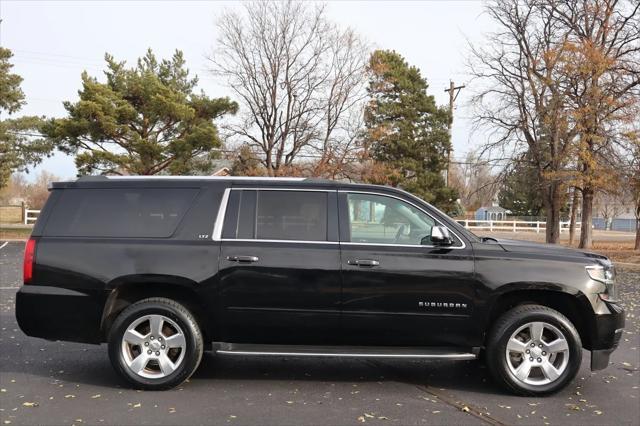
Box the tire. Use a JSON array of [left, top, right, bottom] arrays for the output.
[[108, 297, 204, 390], [486, 304, 582, 396]]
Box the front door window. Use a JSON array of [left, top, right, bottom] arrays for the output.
[[347, 193, 435, 245]]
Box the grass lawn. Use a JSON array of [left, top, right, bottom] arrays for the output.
[[0, 227, 33, 240], [579, 241, 639, 265]]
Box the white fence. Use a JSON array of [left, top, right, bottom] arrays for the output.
[[24, 209, 41, 225], [456, 219, 581, 233]]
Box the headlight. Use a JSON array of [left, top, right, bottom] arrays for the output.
[[586, 264, 618, 301]]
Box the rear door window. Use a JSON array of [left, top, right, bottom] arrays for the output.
[[252, 191, 328, 241], [44, 188, 198, 238]]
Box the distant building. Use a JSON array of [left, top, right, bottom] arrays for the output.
[[212, 167, 231, 176], [475, 201, 509, 221], [593, 195, 637, 232]]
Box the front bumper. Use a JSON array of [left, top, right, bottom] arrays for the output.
[[589, 301, 625, 371], [16, 285, 105, 344]]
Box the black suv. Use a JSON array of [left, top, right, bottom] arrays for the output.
[[16, 176, 624, 395]]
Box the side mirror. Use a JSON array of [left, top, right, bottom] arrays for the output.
[[429, 226, 453, 246]]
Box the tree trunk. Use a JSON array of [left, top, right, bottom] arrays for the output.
[[579, 187, 594, 249], [635, 215, 639, 251], [544, 183, 562, 244], [635, 198, 640, 250], [568, 188, 580, 246]]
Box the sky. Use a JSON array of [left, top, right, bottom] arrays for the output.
[[1, 0, 492, 181]]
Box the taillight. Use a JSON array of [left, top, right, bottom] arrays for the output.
[[23, 238, 36, 284]]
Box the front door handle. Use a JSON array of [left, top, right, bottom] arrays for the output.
[[226, 255, 259, 263], [347, 259, 380, 267]]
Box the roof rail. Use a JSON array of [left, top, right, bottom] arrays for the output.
[[77, 175, 109, 181], [103, 176, 307, 181]]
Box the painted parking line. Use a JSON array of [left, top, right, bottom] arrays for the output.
[[0, 242, 8, 250]]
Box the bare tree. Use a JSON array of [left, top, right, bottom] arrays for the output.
[[449, 152, 500, 212], [551, 0, 640, 248], [468, 0, 578, 243], [568, 187, 581, 245], [210, 1, 368, 176], [0, 171, 59, 209], [595, 192, 624, 230], [622, 128, 640, 250]]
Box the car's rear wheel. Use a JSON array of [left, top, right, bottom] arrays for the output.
[[108, 297, 203, 390], [486, 304, 582, 396]]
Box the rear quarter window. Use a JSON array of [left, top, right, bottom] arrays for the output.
[[44, 188, 199, 238]]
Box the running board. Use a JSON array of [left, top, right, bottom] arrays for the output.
[[214, 343, 476, 360]]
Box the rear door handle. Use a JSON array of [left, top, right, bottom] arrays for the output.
[[347, 259, 380, 267], [226, 255, 259, 263]]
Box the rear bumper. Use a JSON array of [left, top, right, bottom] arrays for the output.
[[16, 285, 105, 344], [589, 301, 624, 371]]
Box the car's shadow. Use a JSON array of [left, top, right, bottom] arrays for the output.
[[0, 322, 503, 395], [191, 352, 504, 394]]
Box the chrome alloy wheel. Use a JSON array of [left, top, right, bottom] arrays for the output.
[[505, 321, 570, 386], [121, 314, 187, 379]]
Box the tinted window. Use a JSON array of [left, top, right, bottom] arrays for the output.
[[45, 188, 198, 238], [256, 191, 327, 241], [347, 193, 435, 245], [237, 190, 257, 239]]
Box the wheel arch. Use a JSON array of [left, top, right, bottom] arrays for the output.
[[101, 275, 212, 343], [485, 284, 595, 349]]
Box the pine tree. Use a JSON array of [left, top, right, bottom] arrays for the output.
[[0, 48, 51, 187], [498, 156, 545, 217], [363, 50, 457, 212], [43, 49, 238, 176]]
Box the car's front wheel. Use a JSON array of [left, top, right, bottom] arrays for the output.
[[486, 304, 582, 396], [108, 297, 203, 390]]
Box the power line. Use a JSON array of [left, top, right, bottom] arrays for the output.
[[7, 130, 490, 166]]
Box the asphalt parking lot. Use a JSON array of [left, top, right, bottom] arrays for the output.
[[1, 241, 639, 425]]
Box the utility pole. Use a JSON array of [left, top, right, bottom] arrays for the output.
[[444, 80, 465, 186]]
